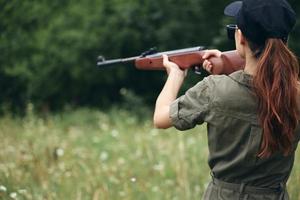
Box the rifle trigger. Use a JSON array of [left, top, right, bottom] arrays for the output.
[[193, 66, 202, 75]]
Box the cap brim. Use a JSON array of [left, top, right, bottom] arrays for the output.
[[224, 1, 242, 17]]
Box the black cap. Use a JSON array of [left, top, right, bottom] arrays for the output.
[[224, 0, 296, 44]]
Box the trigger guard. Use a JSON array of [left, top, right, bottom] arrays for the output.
[[193, 66, 203, 75], [193, 65, 210, 76]]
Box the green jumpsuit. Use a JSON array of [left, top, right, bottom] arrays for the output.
[[170, 70, 300, 200]]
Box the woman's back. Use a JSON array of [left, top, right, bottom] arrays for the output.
[[202, 71, 300, 188], [153, 0, 299, 199]]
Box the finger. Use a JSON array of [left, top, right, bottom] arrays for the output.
[[202, 50, 221, 59], [208, 64, 213, 72], [211, 50, 222, 57], [203, 60, 208, 68], [202, 49, 218, 59], [202, 51, 209, 59], [162, 54, 169, 66], [203, 60, 211, 69]]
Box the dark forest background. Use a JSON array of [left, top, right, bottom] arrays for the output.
[[1, 0, 300, 113]]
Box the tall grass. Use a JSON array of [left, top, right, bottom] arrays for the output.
[[0, 107, 299, 200]]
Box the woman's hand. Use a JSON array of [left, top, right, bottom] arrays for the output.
[[162, 54, 187, 77], [202, 49, 222, 73]]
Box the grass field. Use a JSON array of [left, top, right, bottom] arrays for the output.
[[0, 107, 299, 200]]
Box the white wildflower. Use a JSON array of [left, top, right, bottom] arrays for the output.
[[0, 185, 7, 192], [56, 148, 64, 157], [9, 192, 17, 199], [111, 129, 119, 138], [100, 123, 109, 131], [130, 177, 136, 182], [100, 151, 108, 161]]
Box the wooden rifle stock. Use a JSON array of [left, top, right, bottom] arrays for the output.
[[135, 50, 244, 75]]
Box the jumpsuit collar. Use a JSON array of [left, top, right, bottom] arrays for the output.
[[229, 70, 253, 88]]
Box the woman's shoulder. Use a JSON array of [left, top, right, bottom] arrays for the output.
[[204, 71, 257, 113], [203, 70, 250, 91]]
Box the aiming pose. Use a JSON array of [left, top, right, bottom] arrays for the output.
[[153, 0, 300, 199]]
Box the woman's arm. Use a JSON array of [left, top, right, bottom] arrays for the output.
[[153, 50, 221, 129], [153, 55, 187, 129]]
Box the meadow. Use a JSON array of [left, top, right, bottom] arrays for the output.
[[0, 106, 299, 200]]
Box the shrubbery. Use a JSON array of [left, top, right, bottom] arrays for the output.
[[1, 0, 299, 113]]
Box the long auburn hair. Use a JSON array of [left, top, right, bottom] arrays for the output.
[[249, 38, 300, 157]]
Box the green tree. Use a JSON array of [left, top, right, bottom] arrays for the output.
[[0, 0, 299, 112]]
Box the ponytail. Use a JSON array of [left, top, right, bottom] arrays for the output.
[[250, 39, 300, 157]]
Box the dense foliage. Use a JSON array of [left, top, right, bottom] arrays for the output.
[[1, 0, 300, 112]]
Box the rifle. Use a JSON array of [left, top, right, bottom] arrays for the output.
[[97, 46, 245, 75]]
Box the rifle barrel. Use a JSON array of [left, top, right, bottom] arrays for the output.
[[146, 46, 204, 58], [97, 56, 139, 66]]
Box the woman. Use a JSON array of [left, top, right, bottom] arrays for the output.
[[153, 0, 300, 199]]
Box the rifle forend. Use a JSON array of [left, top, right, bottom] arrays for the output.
[[97, 46, 245, 75]]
